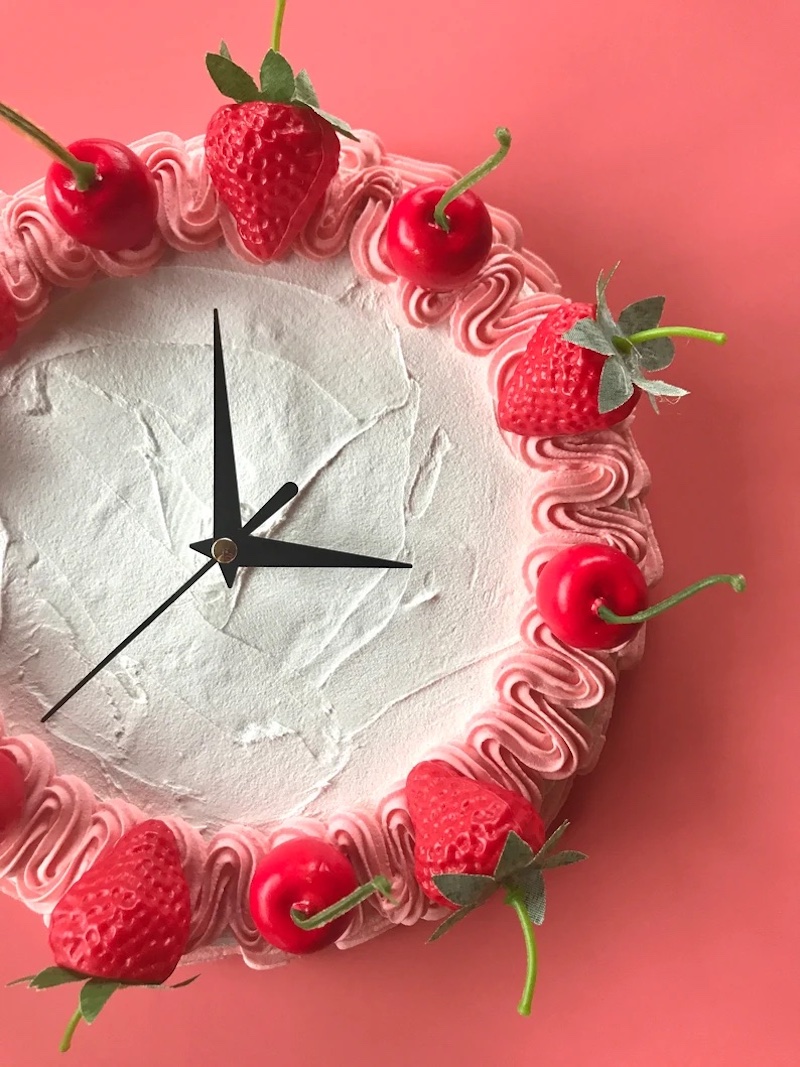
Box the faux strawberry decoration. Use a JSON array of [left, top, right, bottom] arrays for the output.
[[205, 0, 355, 262], [406, 760, 586, 1015], [249, 837, 394, 955], [10, 820, 196, 1052], [537, 543, 746, 650], [0, 103, 158, 253], [497, 265, 728, 438], [386, 127, 511, 291]]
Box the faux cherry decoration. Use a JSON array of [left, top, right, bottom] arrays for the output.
[[249, 838, 393, 955], [386, 127, 510, 291], [0, 750, 26, 835], [0, 103, 158, 253], [537, 543, 746, 650]]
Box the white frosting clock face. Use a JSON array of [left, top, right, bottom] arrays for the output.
[[0, 247, 532, 827]]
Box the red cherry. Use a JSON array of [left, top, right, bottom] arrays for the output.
[[249, 838, 359, 954], [46, 139, 158, 253], [537, 543, 746, 651], [537, 543, 647, 650], [386, 183, 493, 291], [0, 750, 26, 835], [386, 126, 511, 292]]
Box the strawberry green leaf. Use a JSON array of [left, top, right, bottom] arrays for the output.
[[634, 336, 676, 371], [493, 830, 536, 883], [534, 819, 570, 861], [427, 905, 478, 942], [79, 979, 122, 1025], [618, 296, 665, 336], [563, 317, 618, 357], [432, 872, 497, 908], [258, 49, 295, 103], [536, 849, 588, 869], [219, 40, 232, 61], [30, 967, 86, 990], [309, 106, 359, 141], [517, 868, 547, 926], [595, 263, 621, 336], [206, 53, 261, 103], [6, 976, 37, 987], [169, 975, 200, 989], [598, 357, 635, 414], [292, 69, 320, 109], [632, 376, 689, 399]]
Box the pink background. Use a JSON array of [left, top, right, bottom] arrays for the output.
[[1, 0, 798, 1063]]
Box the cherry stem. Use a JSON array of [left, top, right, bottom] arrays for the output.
[[505, 889, 538, 1016], [597, 573, 746, 626], [60, 1007, 83, 1053], [616, 326, 727, 352], [433, 126, 511, 233], [290, 875, 395, 930], [271, 0, 287, 52], [0, 102, 96, 192]]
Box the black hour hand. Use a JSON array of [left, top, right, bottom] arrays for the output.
[[191, 534, 411, 570]]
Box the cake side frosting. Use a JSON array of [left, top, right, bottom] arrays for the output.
[[0, 131, 662, 966]]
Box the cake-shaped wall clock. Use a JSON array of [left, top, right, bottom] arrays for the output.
[[0, 0, 744, 1049]]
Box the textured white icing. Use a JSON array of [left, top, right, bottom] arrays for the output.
[[0, 246, 532, 826]]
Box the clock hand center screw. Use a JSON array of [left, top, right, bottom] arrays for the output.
[[212, 537, 238, 564]]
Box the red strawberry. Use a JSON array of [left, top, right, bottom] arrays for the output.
[[206, 103, 340, 261], [405, 760, 587, 1016], [12, 820, 196, 1052], [497, 265, 727, 439], [49, 819, 191, 983], [406, 760, 545, 907], [498, 301, 641, 438], [0, 279, 18, 354], [204, 7, 356, 261]]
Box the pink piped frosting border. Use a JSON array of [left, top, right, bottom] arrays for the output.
[[0, 131, 662, 967]]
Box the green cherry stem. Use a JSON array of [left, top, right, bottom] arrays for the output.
[[60, 1007, 83, 1054], [0, 102, 96, 192], [433, 126, 512, 233], [617, 326, 728, 352], [290, 875, 395, 931], [597, 573, 746, 626], [505, 889, 538, 1016], [271, 0, 287, 52]]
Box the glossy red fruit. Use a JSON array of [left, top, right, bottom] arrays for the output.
[[406, 760, 546, 908], [205, 102, 340, 261], [537, 543, 647, 650], [0, 750, 26, 835], [0, 280, 18, 353], [45, 139, 158, 253], [49, 820, 191, 983], [386, 183, 493, 291], [249, 838, 358, 954], [498, 302, 641, 438]]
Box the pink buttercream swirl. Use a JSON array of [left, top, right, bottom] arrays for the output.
[[0, 130, 661, 966]]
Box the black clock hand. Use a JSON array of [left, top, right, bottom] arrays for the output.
[[41, 560, 215, 723], [213, 309, 242, 589], [44, 482, 298, 723], [189, 481, 299, 560], [191, 533, 411, 570]]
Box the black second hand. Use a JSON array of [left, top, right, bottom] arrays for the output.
[[41, 560, 216, 724], [43, 482, 299, 724]]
